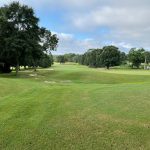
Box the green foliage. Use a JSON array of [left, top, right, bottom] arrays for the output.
[[101, 46, 121, 69], [64, 53, 76, 62], [77, 46, 121, 69], [56, 55, 67, 63], [0, 2, 58, 74], [40, 27, 59, 52], [128, 48, 145, 68], [38, 53, 53, 68], [55, 53, 79, 63], [120, 52, 127, 64], [144, 51, 150, 64]]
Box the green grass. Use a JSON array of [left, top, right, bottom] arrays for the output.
[[0, 63, 150, 150]]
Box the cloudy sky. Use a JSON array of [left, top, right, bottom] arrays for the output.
[[0, 0, 150, 54]]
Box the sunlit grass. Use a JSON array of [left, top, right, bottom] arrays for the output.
[[0, 63, 150, 149]]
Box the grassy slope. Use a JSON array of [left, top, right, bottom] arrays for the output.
[[0, 63, 150, 150]]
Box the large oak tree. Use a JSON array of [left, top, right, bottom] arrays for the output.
[[0, 2, 58, 74]]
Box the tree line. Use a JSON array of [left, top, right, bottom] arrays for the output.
[[54, 53, 79, 64], [0, 2, 58, 74], [55, 46, 150, 69]]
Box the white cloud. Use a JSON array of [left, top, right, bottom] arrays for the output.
[[1, 0, 150, 53], [52, 32, 134, 54], [109, 42, 133, 50], [52, 32, 100, 54]]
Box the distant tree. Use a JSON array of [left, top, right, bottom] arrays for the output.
[[57, 55, 66, 64], [101, 46, 121, 69], [64, 53, 76, 62], [85, 49, 97, 67], [72, 54, 80, 63], [77, 55, 85, 65], [95, 49, 103, 67], [82, 49, 103, 68], [120, 52, 127, 64], [144, 51, 150, 64], [128, 48, 145, 68], [143, 51, 150, 70], [54, 54, 82, 64]]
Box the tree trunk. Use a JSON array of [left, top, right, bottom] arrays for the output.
[[144, 56, 147, 70], [106, 64, 110, 69], [34, 66, 37, 72], [16, 63, 19, 75], [33, 60, 37, 72], [16, 58, 19, 75]]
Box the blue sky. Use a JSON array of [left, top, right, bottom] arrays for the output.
[[1, 0, 150, 54]]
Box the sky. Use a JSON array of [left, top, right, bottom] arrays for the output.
[[0, 0, 150, 54]]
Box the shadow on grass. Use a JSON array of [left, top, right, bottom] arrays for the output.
[[0, 68, 46, 79], [0, 69, 58, 87]]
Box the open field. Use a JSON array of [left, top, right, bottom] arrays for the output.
[[0, 63, 150, 150]]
